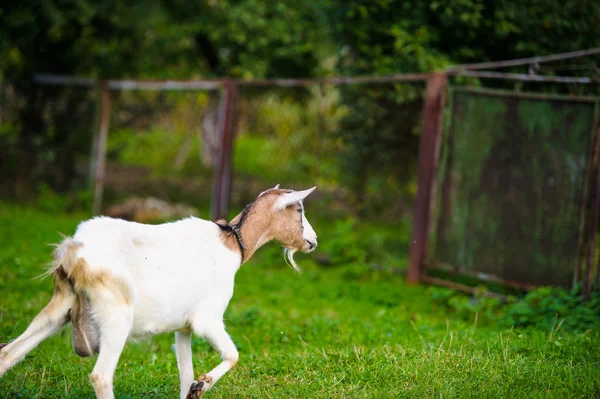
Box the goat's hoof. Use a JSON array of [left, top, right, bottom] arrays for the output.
[[186, 375, 212, 398], [186, 381, 204, 399]]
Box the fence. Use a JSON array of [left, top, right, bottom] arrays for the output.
[[427, 88, 599, 294], [18, 48, 600, 295]]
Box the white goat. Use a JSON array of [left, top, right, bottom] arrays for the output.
[[0, 185, 318, 399]]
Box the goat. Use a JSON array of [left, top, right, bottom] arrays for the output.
[[0, 185, 318, 399]]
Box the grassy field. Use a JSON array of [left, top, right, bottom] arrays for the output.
[[0, 205, 599, 398]]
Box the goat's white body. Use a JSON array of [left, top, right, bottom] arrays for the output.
[[0, 216, 243, 399], [74, 216, 240, 337]]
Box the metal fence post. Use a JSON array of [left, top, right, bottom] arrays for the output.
[[407, 72, 447, 284], [586, 123, 600, 298], [211, 80, 239, 220], [584, 163, 600, 300], [92, 80, 111, 215]]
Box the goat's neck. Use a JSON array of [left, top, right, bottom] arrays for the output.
[[228, 211, 273, 264]]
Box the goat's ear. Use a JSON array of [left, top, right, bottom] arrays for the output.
[[259, 184, 280, 197], [275, 186, 316, 210]]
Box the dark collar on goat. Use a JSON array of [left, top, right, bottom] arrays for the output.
[[214, 200, 256, 262], [214, 220, 247, 262], [230, 224, 247, 260]]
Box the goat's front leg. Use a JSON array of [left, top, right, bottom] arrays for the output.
[[175, 330, 194, 399], [187, 324, 239, 399]]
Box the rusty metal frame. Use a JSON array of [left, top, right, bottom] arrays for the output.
[[585, 103, 600, 298], [450, 86, 598, 103], [453, 70, 600, 85], [34, 73, 434, 89], [421, 275, 510, 302], [447, 48, 600, 72], [407, 73, 448, 284], [574, 102, 600, 288], [584, 149, 600, 300], [426, 261, 539, 292]]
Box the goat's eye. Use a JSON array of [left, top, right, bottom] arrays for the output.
[[297, 208, 302, 213]]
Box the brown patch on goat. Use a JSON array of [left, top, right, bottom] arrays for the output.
[[67, 258, 132, 305], [45, 273, 76, 318], [214, 219, 241, 254]]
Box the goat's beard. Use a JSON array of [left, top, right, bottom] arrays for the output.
[[283, 248, 301, 272]]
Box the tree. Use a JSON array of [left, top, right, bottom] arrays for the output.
[[1, 0, 599, 200], [328, 0, 600, 213]]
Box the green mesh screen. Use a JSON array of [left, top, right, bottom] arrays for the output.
[[430, 88, 598, 287]]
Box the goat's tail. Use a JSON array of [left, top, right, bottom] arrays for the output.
[[45, 236, 83, 279]]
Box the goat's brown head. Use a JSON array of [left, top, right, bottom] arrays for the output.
[[230, 184, 318, 270]]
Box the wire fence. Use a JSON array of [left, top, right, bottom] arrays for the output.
[[3, 48, 600, 295], [428, 88, 599, 291]]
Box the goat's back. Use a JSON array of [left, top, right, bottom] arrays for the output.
[[55, 216, 240, 336]]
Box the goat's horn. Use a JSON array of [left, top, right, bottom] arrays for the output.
[[275, 187, 316, 209]]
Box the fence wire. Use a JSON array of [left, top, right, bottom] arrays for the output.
[[0, 84, 95, 196], [430, 87, 599, 288], [230, 82, 425, 268], [6, 70, 599, 290]]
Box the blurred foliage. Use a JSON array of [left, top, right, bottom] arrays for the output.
[[502, 285, 600, 331], [335, 84, 424, 211], [35, 183, 93, 213], [0, 0, 599, 202], [330, 0, 600, 212], [0, 0, 332, 197], [235, 85, 346, 186], [106, 91, 213, 178], [307, 215, 411, 269], [431, 284, 600, 332], [333, 0, 599, 75]]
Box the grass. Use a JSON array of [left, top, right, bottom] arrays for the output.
[[0, 205, 599, 398]]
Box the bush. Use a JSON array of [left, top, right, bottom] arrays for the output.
[[430, 287, 504, 323], [317, 218, 368, 265], [430, 284, 600, 332], [503, 285, 600, 331], [36, 184, 92, 213]]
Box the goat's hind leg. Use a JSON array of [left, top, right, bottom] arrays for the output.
[[0, 278, 75, 377]]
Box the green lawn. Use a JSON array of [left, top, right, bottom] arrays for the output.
[[0, 205, 598, 398]]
